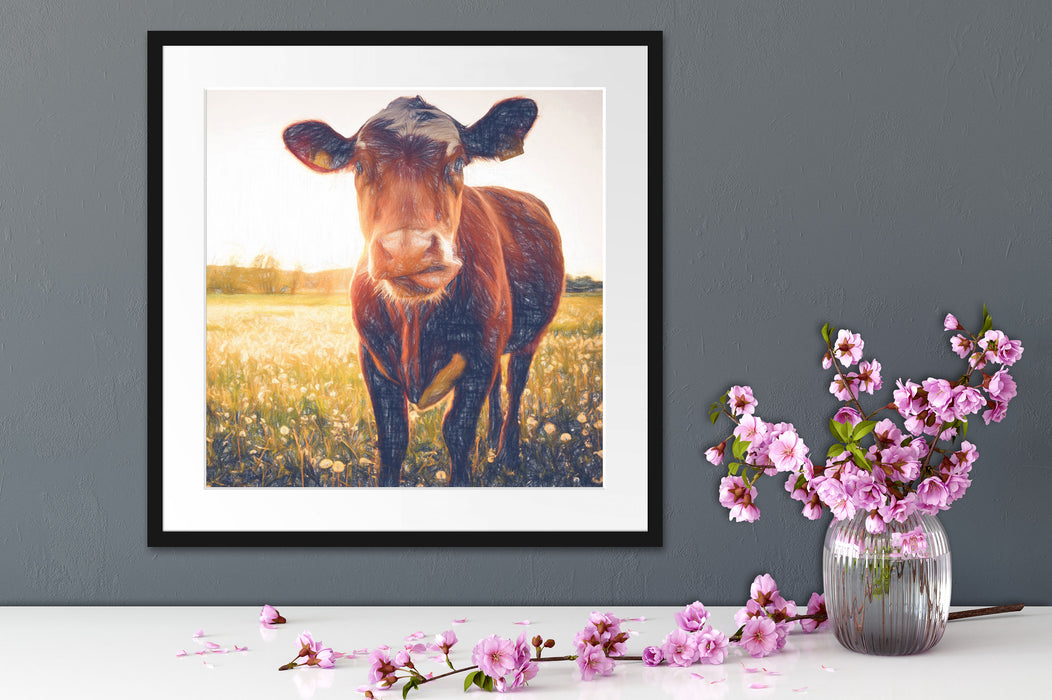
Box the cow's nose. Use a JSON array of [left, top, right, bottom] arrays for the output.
[[371, 229, 443, 279]]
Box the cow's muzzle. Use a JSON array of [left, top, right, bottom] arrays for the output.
[[369, 229, 461, 298]]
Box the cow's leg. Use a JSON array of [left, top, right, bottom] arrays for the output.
[[496, 351, 534, 471], [443, 362, 497, 486], [486, 364, 503, 451], [360, 346, 408, 487]]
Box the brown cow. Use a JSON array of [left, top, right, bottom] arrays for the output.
[[283, 96, 564, 486]]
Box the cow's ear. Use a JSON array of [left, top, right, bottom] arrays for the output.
[[283, 120, 356, 173], [460, 98, 538, 161]]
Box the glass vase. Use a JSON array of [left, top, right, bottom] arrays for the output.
[[822, 510, 951, 655]]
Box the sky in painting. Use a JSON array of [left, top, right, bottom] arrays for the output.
[[206, 89, 604, 279]]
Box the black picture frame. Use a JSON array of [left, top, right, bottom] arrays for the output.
[[147, 30, 662, 547]]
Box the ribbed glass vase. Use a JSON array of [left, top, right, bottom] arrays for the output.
[[822, 510, 951, 655]]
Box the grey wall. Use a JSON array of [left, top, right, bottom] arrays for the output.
[[1, 1, 1049, 606]]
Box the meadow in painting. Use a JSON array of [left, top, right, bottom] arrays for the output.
[[205, 90, 604, 487]]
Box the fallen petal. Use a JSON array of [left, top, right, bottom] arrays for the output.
[[710, 678, 726, 685], [691, 673, 705, 680], [821, 665, 835, 672], [211, 649, 229, 654], [175, 650, 188, 657], [793, 688, 809, 693], [513, 620, 531, 626], [205, 641, 221, 649], [741, 663, 761, 674], [193, 628, 204, 638], [627, 616, 647, 622], [452, 619, 468, 624], [749, 683, 769, 689], [234, 645, 249, 652], [405, 631, 425, 641]]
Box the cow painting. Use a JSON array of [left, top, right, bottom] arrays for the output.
[[283, 96, 565, 486]]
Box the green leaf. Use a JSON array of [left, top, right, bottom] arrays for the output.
[[827, 443, 846, 459], [709, 411, 720, 425], [795, 474, 807, 490], [829, 418, 850, 443], [980, 304, 993, 335], [848, 443, 872, 470], [465, 671, 480, 692], [901, 436, 914, 447], [732, 438, 750, 460], [728, 462, 740, 476], [482, 675, 494, 692], [961, 419, 969, 440], [852, 420, 877, 440], [403, 678, 419, 699], [821, 323, 831, 343]]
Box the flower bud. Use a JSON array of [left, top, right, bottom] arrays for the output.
[[532, 635, 543, 648], [543, 638, 556, 648]]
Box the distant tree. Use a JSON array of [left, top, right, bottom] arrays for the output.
[[565, 274, 603, 294], [251, 251, 280, 294], [286, 263, 305, 294]]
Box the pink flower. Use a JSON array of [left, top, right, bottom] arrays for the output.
[[576, 644, 614, 680], [503, 633, 538, 691], [891, 526, 928, 557], [739, 617, 778, 658], [997, 338, 1024, 366], [642, 645, 663, 666], [768, 430, 808, 472], [950, 334, 973, 359], [832, 406, 862, 427], [472, 635, 517, 681], [695, 628, 728, 665], [821, 351, 833, 370], [719, 475, 760, 523], [922, 378, 953, 409], [986, 368, 1017, 402], [952, 385, 984, 417], [661, 629, 699, 667], [259, 604, 285, 625], [432, 630, 458, 655], [750, 574, 779, 607], [704, 441, 726, 465], [981, 330, 1022, 365], [728, 385, 758, 417], [915, 477, 949, 513], [865, 511, 886, 534], [816, 477, 856, 520], [368, 649, 398, 686], [833, 329, 864, 367], [873, 419, 903, 446], [734, 599, 768, 627], [943, 313, 960, 331], [674, 601, 710, 632], [310, 647, 336, 669], [878, 493, 918, 523], [768, 594, 797, 622], [297, 631, 321, 657], [982, 400, 1008, 424], [893, 379, 924, 416], [800, 593, 829, 633], [829, 373, 860, 401], [733, 414, 769, 442], [856, 359, 882, 394]]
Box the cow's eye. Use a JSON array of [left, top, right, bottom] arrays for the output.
[[354, 161, 364, 175], [452, 157, 464, 175]]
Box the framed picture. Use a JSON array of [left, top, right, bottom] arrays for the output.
[[147, 31, 661, 546]]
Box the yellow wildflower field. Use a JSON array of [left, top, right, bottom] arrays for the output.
[[206, 293, 603, 487]]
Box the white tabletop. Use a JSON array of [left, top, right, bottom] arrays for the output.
[[0, 605, 1044, 698]]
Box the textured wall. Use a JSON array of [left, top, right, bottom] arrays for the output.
[[0, 1, 1048, 606]]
